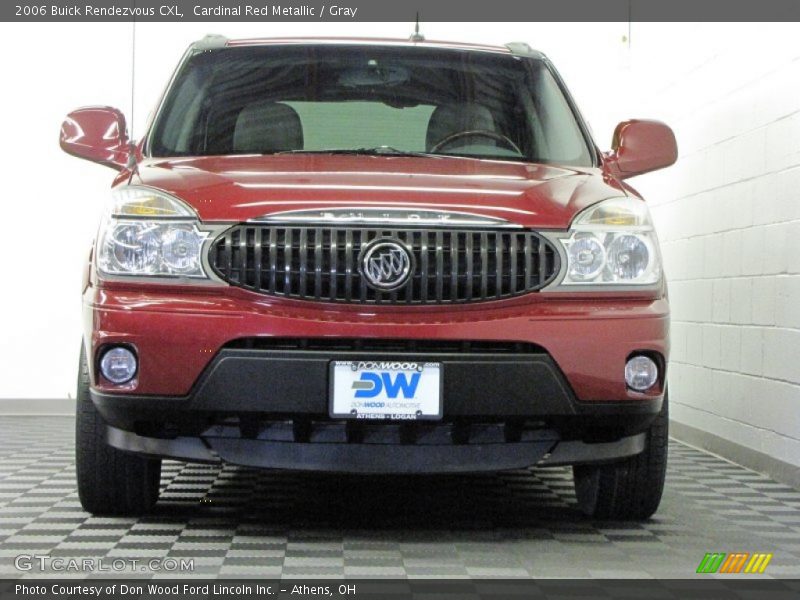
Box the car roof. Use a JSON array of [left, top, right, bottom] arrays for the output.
[[192, 35, 545, 59]]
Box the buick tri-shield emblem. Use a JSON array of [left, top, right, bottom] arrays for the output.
[[360, 239, 413, 291]]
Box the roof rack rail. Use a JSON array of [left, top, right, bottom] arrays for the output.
[[193, 34, 229, 51], [504, 42, 543, 58]]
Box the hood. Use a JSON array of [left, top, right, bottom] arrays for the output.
[[130, 154, 627, 229]]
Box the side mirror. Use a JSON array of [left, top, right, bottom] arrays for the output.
[[606, 119, 677, 179], [60, 106, 130, 170]]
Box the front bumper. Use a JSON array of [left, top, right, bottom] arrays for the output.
[[85, 284, 669, 400], [93, 346, 661, 472], [92, 342, 663, 435], [105, 423, 648, 474], [85, 284, 667, 472]]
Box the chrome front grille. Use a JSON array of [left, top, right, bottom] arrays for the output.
[[208, 226, 559, 304]]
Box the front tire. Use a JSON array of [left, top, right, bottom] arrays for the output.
[[75, 345, 161, 515], [573, 390, 669, 520]]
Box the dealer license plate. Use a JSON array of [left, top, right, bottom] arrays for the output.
[[330, 360, 442, 420]]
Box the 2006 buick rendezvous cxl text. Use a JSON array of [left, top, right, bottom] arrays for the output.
[[61, 35, 677, 519]]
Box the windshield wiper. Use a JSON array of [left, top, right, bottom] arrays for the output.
[[274, 146, 525, 162], [276, 146, 443, 158]]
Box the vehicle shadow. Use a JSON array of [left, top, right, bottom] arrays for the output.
[[151, 463, 589, 533]]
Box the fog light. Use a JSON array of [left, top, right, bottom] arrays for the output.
[[99, 347, 137, 384], [625, 355, 658, 391]]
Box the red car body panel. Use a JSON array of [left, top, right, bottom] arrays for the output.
[[128, 155, 629, 228], [84, 280, 667, 402], [83, 151, 667, 405]]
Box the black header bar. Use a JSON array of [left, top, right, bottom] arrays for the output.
[[3, 0, 800, 22], [2, 579, 800, 600]]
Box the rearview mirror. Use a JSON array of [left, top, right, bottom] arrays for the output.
[[606, 119, 677, 179], [338, 63, 411, 87], [60, 106, 130, 170]]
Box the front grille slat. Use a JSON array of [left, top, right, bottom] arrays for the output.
[[284, 228, 293, 295], [224, 232, 233, 281], [420, 230, 429, 303], [509, 233, 518, 295], [329, 229, 337, 301], [359, 230, 368, 303], [298, 227, 308, 297], [253, 227, 263, 290], [238, 228, 247, 286], [495, 232, 503, 298], [314, 227, 323, 299], [210, 225, 559, 305], [268, 227, 277, 293], [450, 232, 459, 299], [524, 234, 532, 290], [465, 233, 474, 301], [480, 232, 488, 298], [345, 229, 353, 302], [538, 236, 546, 285], [435, 230, 444, 303]]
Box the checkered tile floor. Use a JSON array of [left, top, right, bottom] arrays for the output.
[[0, 417, 798, 579]]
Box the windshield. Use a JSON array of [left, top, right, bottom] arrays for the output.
[[149, 44, 594, 166]]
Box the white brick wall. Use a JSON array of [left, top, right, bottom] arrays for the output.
[[629, 24, 800, 468]]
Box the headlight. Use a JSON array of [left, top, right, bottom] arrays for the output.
[[565, 234, 606, 281], [558, 197, 662, 286], [96, 187, 209, 279]]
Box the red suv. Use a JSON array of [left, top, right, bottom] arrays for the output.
[[62, 36, 677, 519]]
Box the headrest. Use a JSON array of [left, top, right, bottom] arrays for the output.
[[426, 103, 495, 151], [233, 101, 304, 154]]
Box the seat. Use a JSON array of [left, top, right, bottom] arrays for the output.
[[232, 101, 304, 154], [425, 103, 496, 151]]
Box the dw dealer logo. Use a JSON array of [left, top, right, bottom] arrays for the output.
[[696, 552, 773, 574], [352, 371, 421, 399]]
